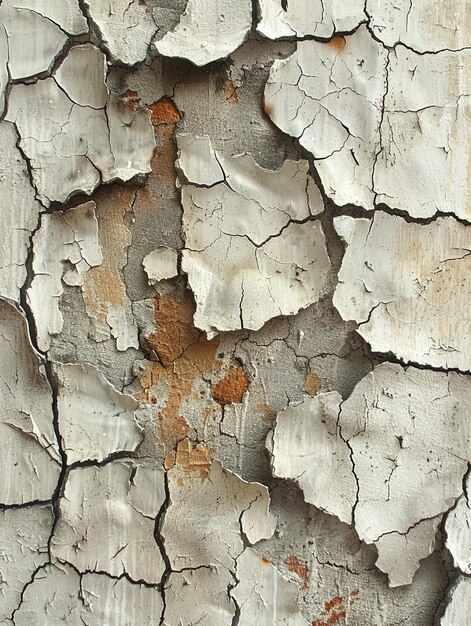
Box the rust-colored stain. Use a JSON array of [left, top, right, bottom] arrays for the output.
[[312, 596, 346, 626], [119, 89, 141, 111], [212, 365, 249, 405], [257, 402, 277, 421], [304, 371, 321, 396], [165, 438, 212, 482], [285, 555, 310, 590], [263, 98, 274, 119], [224, 79, 239, 103], [136, 290, 221, 450], [148, 97, 182, 126], [261, 556, 271, 565], [327, 36, 346, 53]]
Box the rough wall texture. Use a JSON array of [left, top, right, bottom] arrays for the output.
[[0, 1, 470, 624]]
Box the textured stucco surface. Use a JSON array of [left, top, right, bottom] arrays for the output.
[[0, 1, 469, 624]]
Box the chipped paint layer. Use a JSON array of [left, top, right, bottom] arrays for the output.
[[179, 135, 330, 335], [333, 212, 471, 371], [264, 26, 471, 220], [155, 0, 252, 66], [51, 461, 166, 583], [53, 362, 142, 464], [6, 44, 155, 206], [0, 300, 60, 505], [28, 201, 102, 352]]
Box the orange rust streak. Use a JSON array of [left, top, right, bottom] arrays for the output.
[[212, 365, 249, 405], [327, 36, 346, 53], [312, 596, 347, 626], [285, 555, 310, 590], [148, 97, 182, 126], [136, 291, 221, 451], [224, 79, 238, 103], [165, 439, 212, 482], [119, 90, 141, 111], [304, 371, 321, 396]]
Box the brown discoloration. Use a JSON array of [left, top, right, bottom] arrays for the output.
[[312, 596, 346, 626], [212, 365, 249, 405], [166, 439, 212, 482], [136, 290, 221, 450], [258, 402, 277, 421], [82, 185, 136, 333], [327, 36, 346, 53], [285, 555, 309, 590], [263, 98, 274, 119], [224, 79, 238, 103], [261, 556, 271, 565], [148, 97, 182, 126], [119, 90, 141, 111], [304, 371, 321, 396]]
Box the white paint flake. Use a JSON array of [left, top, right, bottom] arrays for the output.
[[143, 246, 179, 285], [374, 517, 441, 588], [176, 135, 224, 186], [441, 576, 471, 626], [340, 363, 471, 585], [155, 0, 252, 66], [53, 362, 142, 464], [85, 0, 157, 66], [257, 0, 365, 40], [264, 26, 471, 220], [333, 212, 471, 371], [163, 441, 275, 570], [6, 44, 155, 206], [0, 300, 60, 505], [164, 567, 236, 626], [179, 136, 329, 335], [27, 201, 103, 352], [366, 0, 471, 52], [51, 461, 166, 583], [445, 471, 471, 575], [13, 562, 164, 624], [0, 506, 53, 620], [270, 392, 356, 525], [231, 547, 309, 626], [0, 122, 42, 303]]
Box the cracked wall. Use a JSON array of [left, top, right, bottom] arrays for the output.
[[1, 1, 470, 624]]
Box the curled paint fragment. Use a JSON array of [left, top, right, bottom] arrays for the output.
[[6, 44, 155, 206], [155, 0, 252, 66]]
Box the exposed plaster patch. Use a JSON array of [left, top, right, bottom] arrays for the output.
[[0, 300, 60, 505], [53, 362, 142, 464], [155, 0, 252, 66], [82, 186, 139, 351], [136, 290, 221, 450], [6, 44, 155, 206], [27, 201, 103, 352], [178, 134, 330, 336], [51, 461, 166, 583], [333, 212, 471, 371], [257, 0, 365, 40]]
